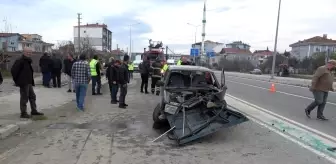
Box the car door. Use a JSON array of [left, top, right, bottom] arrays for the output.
[[220, 68, 227, 99]]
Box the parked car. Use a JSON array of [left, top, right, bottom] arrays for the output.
[[250, 69, 262, 75]]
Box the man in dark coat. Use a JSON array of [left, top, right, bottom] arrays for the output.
[[63, 54, 76, 92], [118, 55, 129, 108], [11, 48, 44, 118], [139, 56, 150, 93], [109, 60, 121, 104], [39, 52, 53, 87], [51, 53, 63, 88]]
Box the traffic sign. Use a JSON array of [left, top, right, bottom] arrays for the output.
[[206, 50, 215, 57], [190, 48, 199, 56]]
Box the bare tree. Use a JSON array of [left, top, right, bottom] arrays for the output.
[[80, 36, 96, 58]]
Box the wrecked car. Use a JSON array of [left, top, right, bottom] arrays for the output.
[[152, 65, 248, 145]]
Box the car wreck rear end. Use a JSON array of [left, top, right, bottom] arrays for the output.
[[152, 66, 248, 145]]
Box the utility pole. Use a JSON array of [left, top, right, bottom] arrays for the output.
[[201, 0, 207, 66], [128, 23, 140, 58], [271, 0, 282, 79], [77, 13, 82, 55]]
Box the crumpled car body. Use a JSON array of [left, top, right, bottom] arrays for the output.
[[152, 66, 248, 145]]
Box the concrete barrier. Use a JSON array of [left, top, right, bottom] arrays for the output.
[[225, 72, 336, 89]]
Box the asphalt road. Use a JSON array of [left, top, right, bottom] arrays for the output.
[[225, 75, 336, 138], [0, 75, 329, 164]]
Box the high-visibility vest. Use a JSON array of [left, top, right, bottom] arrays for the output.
[[177, 60, 182, 65], [89, 59, 98, 76], [128, 63, 134, 71], [161, 64, 168, 74]]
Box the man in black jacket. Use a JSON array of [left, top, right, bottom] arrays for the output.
[[139, 56, 150, 93], [11, 48, 44, 118], [63, 54, 76, 92], [39, 52, 53, 87], [109, 60, 120, 104], [118, 55, 129, 108], [51, 53, 63, 88]]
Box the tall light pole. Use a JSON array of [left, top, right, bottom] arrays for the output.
[[187, 23, 201, 46], [187, 23, 201, 63], [271, 0, 282, 79], [128, 22, 140, 58], [201, 0, 207, 66]]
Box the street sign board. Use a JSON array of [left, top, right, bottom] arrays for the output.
[[190, 48, 199, 56], [206, 50, 215, 57]]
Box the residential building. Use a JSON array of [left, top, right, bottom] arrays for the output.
[[220, 41, 252, 60], [73, 23, 112, 52], [20, 34, 54, 52], [289, 34, 336, 60], [0, 33, 23, 52], [191, 40, 224, 54], [252, 47, 274, 65]]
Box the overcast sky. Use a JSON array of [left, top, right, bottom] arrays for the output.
[[1, 0, 336, 54]]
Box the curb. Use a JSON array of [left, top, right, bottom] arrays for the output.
[[0, 124, 19, 139]]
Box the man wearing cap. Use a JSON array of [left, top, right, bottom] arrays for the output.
[[305, 60, 336, 120]]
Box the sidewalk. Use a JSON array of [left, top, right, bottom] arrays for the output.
[[0, 78, 109, 139], [0, 73, 67, 97]]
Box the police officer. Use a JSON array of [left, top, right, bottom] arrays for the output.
[[151, 58, 162, 95], [177, 57, 182, 65], [89, 55, 102, 95]]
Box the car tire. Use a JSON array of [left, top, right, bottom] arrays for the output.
[[152, 103, 161, 123]]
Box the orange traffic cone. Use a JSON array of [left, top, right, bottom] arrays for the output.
[[269, 83, 276, 92]]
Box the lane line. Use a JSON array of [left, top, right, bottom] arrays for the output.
[[227, 80, 336, 106], [227, 75, 311, 89], [226, 74, 336, 95], [226, 95, 336, 163]]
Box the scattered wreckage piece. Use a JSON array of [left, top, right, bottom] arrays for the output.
[[152, 66, 248, 145]]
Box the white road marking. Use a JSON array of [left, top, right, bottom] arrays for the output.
[[227, 80, 336, 106], [226, 94, 336, 163], [226, 74, 336, 95]]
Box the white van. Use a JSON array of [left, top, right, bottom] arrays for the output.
[[167, 59, 175, 65]]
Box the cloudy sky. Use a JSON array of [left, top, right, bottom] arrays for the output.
[[1, 0, 336, 54]]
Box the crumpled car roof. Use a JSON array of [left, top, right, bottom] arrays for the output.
[[169, 65, 213, 72]]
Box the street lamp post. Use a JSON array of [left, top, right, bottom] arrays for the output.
[[271, 0, 282, 79], [187, 23, 201, 63], [129, 23, 140, 58]]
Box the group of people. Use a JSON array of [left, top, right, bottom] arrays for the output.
[[104, 55, 130, 108], [6, 47, 336, 121], [138, 57, 163, 95], [39, 52, 64, 88]]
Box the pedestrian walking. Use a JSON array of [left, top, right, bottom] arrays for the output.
[[51, 53, 63, 88], [11, 48, 44, 118], [63, 54, 76, 92], [139, 57, 150, 93], [109, 60, 121, 104], [71, 54, 91, 111], [118, 55, 130, 108], [128, 61, 134, 80], [89, 55, 102, 95], [39, 52, 53, 88], [305, 60, 336, 120], [151, 58, 162, 95]]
